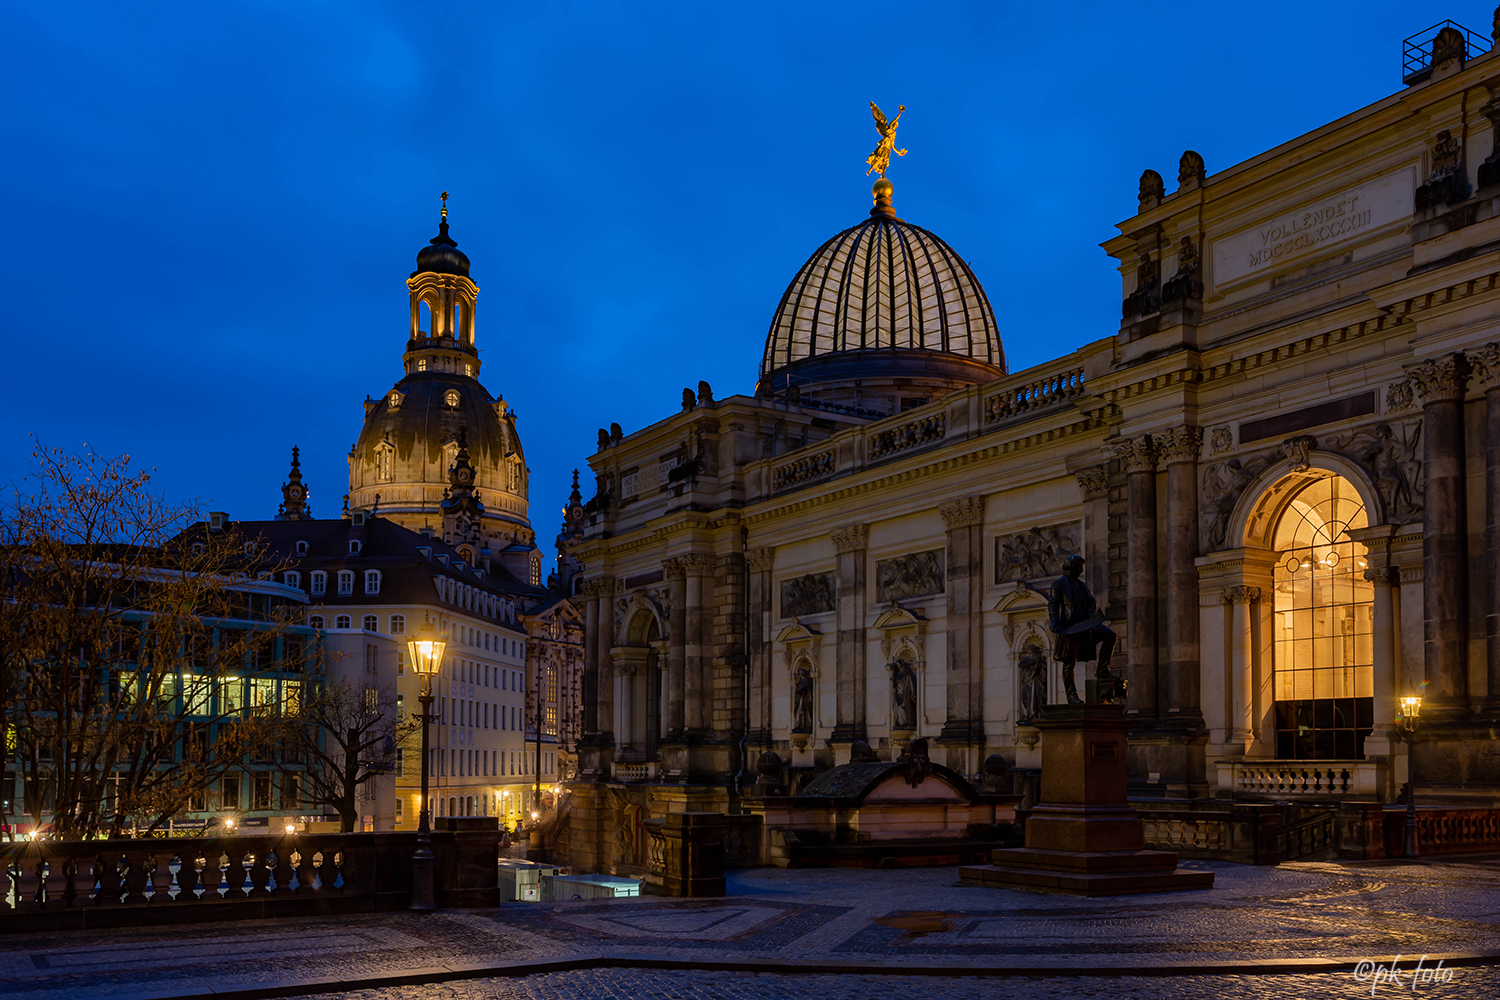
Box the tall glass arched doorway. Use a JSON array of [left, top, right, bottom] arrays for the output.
[[1271, 472, 1374, 759]]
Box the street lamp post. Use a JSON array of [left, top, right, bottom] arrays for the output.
[[407, 620, 446, 912], [1397, 694, 1422, 860]]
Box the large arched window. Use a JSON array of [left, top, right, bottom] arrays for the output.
[[1271, 472, 1373, 760]]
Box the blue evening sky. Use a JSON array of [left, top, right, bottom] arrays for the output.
[[0, 1, 1466, 570]]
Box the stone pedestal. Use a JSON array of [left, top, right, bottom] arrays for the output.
[[960, 704, 1213, 896], [646, 812, 726, 897]]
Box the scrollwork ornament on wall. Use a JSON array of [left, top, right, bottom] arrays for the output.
[[1209, 426, 1234, 455], [1385, 380, 1415, 412], [1280, 435, 1317, 473]]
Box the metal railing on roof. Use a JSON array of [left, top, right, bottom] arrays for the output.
[[1403, 20, 1490, 84]]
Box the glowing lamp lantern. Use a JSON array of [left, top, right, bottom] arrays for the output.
[[406, 618, 447, 912]]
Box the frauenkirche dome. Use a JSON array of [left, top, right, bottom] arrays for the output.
[[757, 179, 1006, 414]]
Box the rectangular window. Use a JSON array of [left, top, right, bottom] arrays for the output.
[[283, 773, 300, 809], [338, 571, 354, 595], [311, 572, 326, 596], [396, 747, 405, 777], [221, 773, 242, 811], [363, 614, 378, 632], [364, 687, 379, 713], [391, 615, 405, 635], [284, 570, 301, 589], [365, 570, 381, 595], [252, 772, 273, 810], [284, 680, 302, 714], [219, 676, 243, 714], [395, 797, 404, 825], [397, 694, 405, 721], [249, 678, 277, 714]]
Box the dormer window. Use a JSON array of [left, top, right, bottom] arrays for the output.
[[349, 540, 363, 555], [244, 542, 256, 555], [364, 569, 381, 595], [310, 571, 327, 596], [436, 554, 449, 566], [338, 570, 355, 595], [416, 546, 432, 560], [351, 511, 367, 528], [387, 390, 402, 408], [295, 540, 309, 556]]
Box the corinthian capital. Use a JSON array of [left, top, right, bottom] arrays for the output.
[[1157, 425, 1204, 465], [1405, 353, 1470, 405], [663, 557, 687, 581], [1113, 433, 1158, 474], [580, 577, 612, 599], [1219, 585, 1262, 605], [681, 553, 718, 577], [746, 547, 775, 572], [830, 523, 869, 554], [1074, 466, 1109, 501], [939, 496, 987, 529], [1468, 342, 1500, 391]]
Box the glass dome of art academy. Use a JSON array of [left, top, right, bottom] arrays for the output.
[[756, 178, 1007, 414]]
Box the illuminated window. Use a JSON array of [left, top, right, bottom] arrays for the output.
[[530, 558, 541, 587], [445, 389, 460, 409], [1272, 473, 1373, 760], [417, 359, 427, 372], [375, 445, 393, 482]]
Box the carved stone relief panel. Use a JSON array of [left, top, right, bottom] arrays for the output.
[[780, 572, 834, 619], [994, 523, 1081, 584], [875, 550, 945, 603]]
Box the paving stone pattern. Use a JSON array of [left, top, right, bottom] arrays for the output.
[[301, 965, 1500, 1000], [1, 858, 1498, 999]]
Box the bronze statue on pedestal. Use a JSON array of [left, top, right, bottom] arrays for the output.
[[1046, 554, 1122, 704]]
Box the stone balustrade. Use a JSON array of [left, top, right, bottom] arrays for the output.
[[867, 413, 944, 461], [1218, 760, 1386, 799], [1384, 807, 1500, 856], [772, 450, 834, 491], [0, 828, 499, 930], [984, 366, 1086, 423]]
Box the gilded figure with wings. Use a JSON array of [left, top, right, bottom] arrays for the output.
[[866, 101, 907, 177]]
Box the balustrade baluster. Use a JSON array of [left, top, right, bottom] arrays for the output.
[[197, 847, 224, 901], [246, 849, 271, 898], [122, 850, 151, 905], [60, 856, 80, 908], [148, 853, 175, 903], [320, 850, 344, 894], [94, 853, 122, 906], [0, 855, 15, 913], [220, 842, 249, 900], [270, 845, 295, 896], [176, 851, 201, 902], [295, 848, 317, 895]]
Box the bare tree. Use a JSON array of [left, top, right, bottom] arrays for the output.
[[1, 442, 303, 839], [279, 678, 417, 832]]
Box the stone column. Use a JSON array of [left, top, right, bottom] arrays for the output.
[[1115, 434, 1159, 719], [1159, 426, 1204, 725], [1406, 353, 1471, 720], [664, 558, 687, 735], [1364, 566, 1398, 755], [746, 548, 775, 743], [938, 496, 987, 764], [1074, 466, 1109, 598], [1470, 344, 1500, 716], [1223, 586, 1260, 745], [830, 524, 869, 744], [682, 554, 714, 734]]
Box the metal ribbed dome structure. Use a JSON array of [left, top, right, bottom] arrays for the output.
[[756, 180, 1006, 411]]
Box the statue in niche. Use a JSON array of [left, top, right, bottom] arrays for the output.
[[1046, 554, 1120, 705], [890, 656, 919, 731], [1017, 640, 1048, 723], [792, 667, 814, 733]]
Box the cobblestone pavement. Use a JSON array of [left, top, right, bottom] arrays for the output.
[[307, 965, 1500, 1000], [1, 858, 1498, 999]]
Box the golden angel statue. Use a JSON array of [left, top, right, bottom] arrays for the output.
[[865, 102, 907, 177]]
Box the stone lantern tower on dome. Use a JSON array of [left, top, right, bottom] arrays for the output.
[[347, 194, 542, 585]]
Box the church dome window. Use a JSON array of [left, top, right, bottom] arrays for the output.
[[417, 359, 427, 372], [445, 389, 461, 409], [464, 363, 473, 377], [375, 444, 393, 482], [387, 391, 402, 409]]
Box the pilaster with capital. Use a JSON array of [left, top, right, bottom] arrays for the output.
[[938, 495, 987, 760], [1469, 344, 1500, 714], [679, 553, 716, 733], [1220, 585, 1260, 743], [1075, 465, 1110, 597], [663, 558, 688, 735], [831, 525, 868, 743], [745, 547, 775, 740], [1405, 352, 1471, 718], [1161, 426, 1204, 725], [1113, 433, 1159, 719]]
